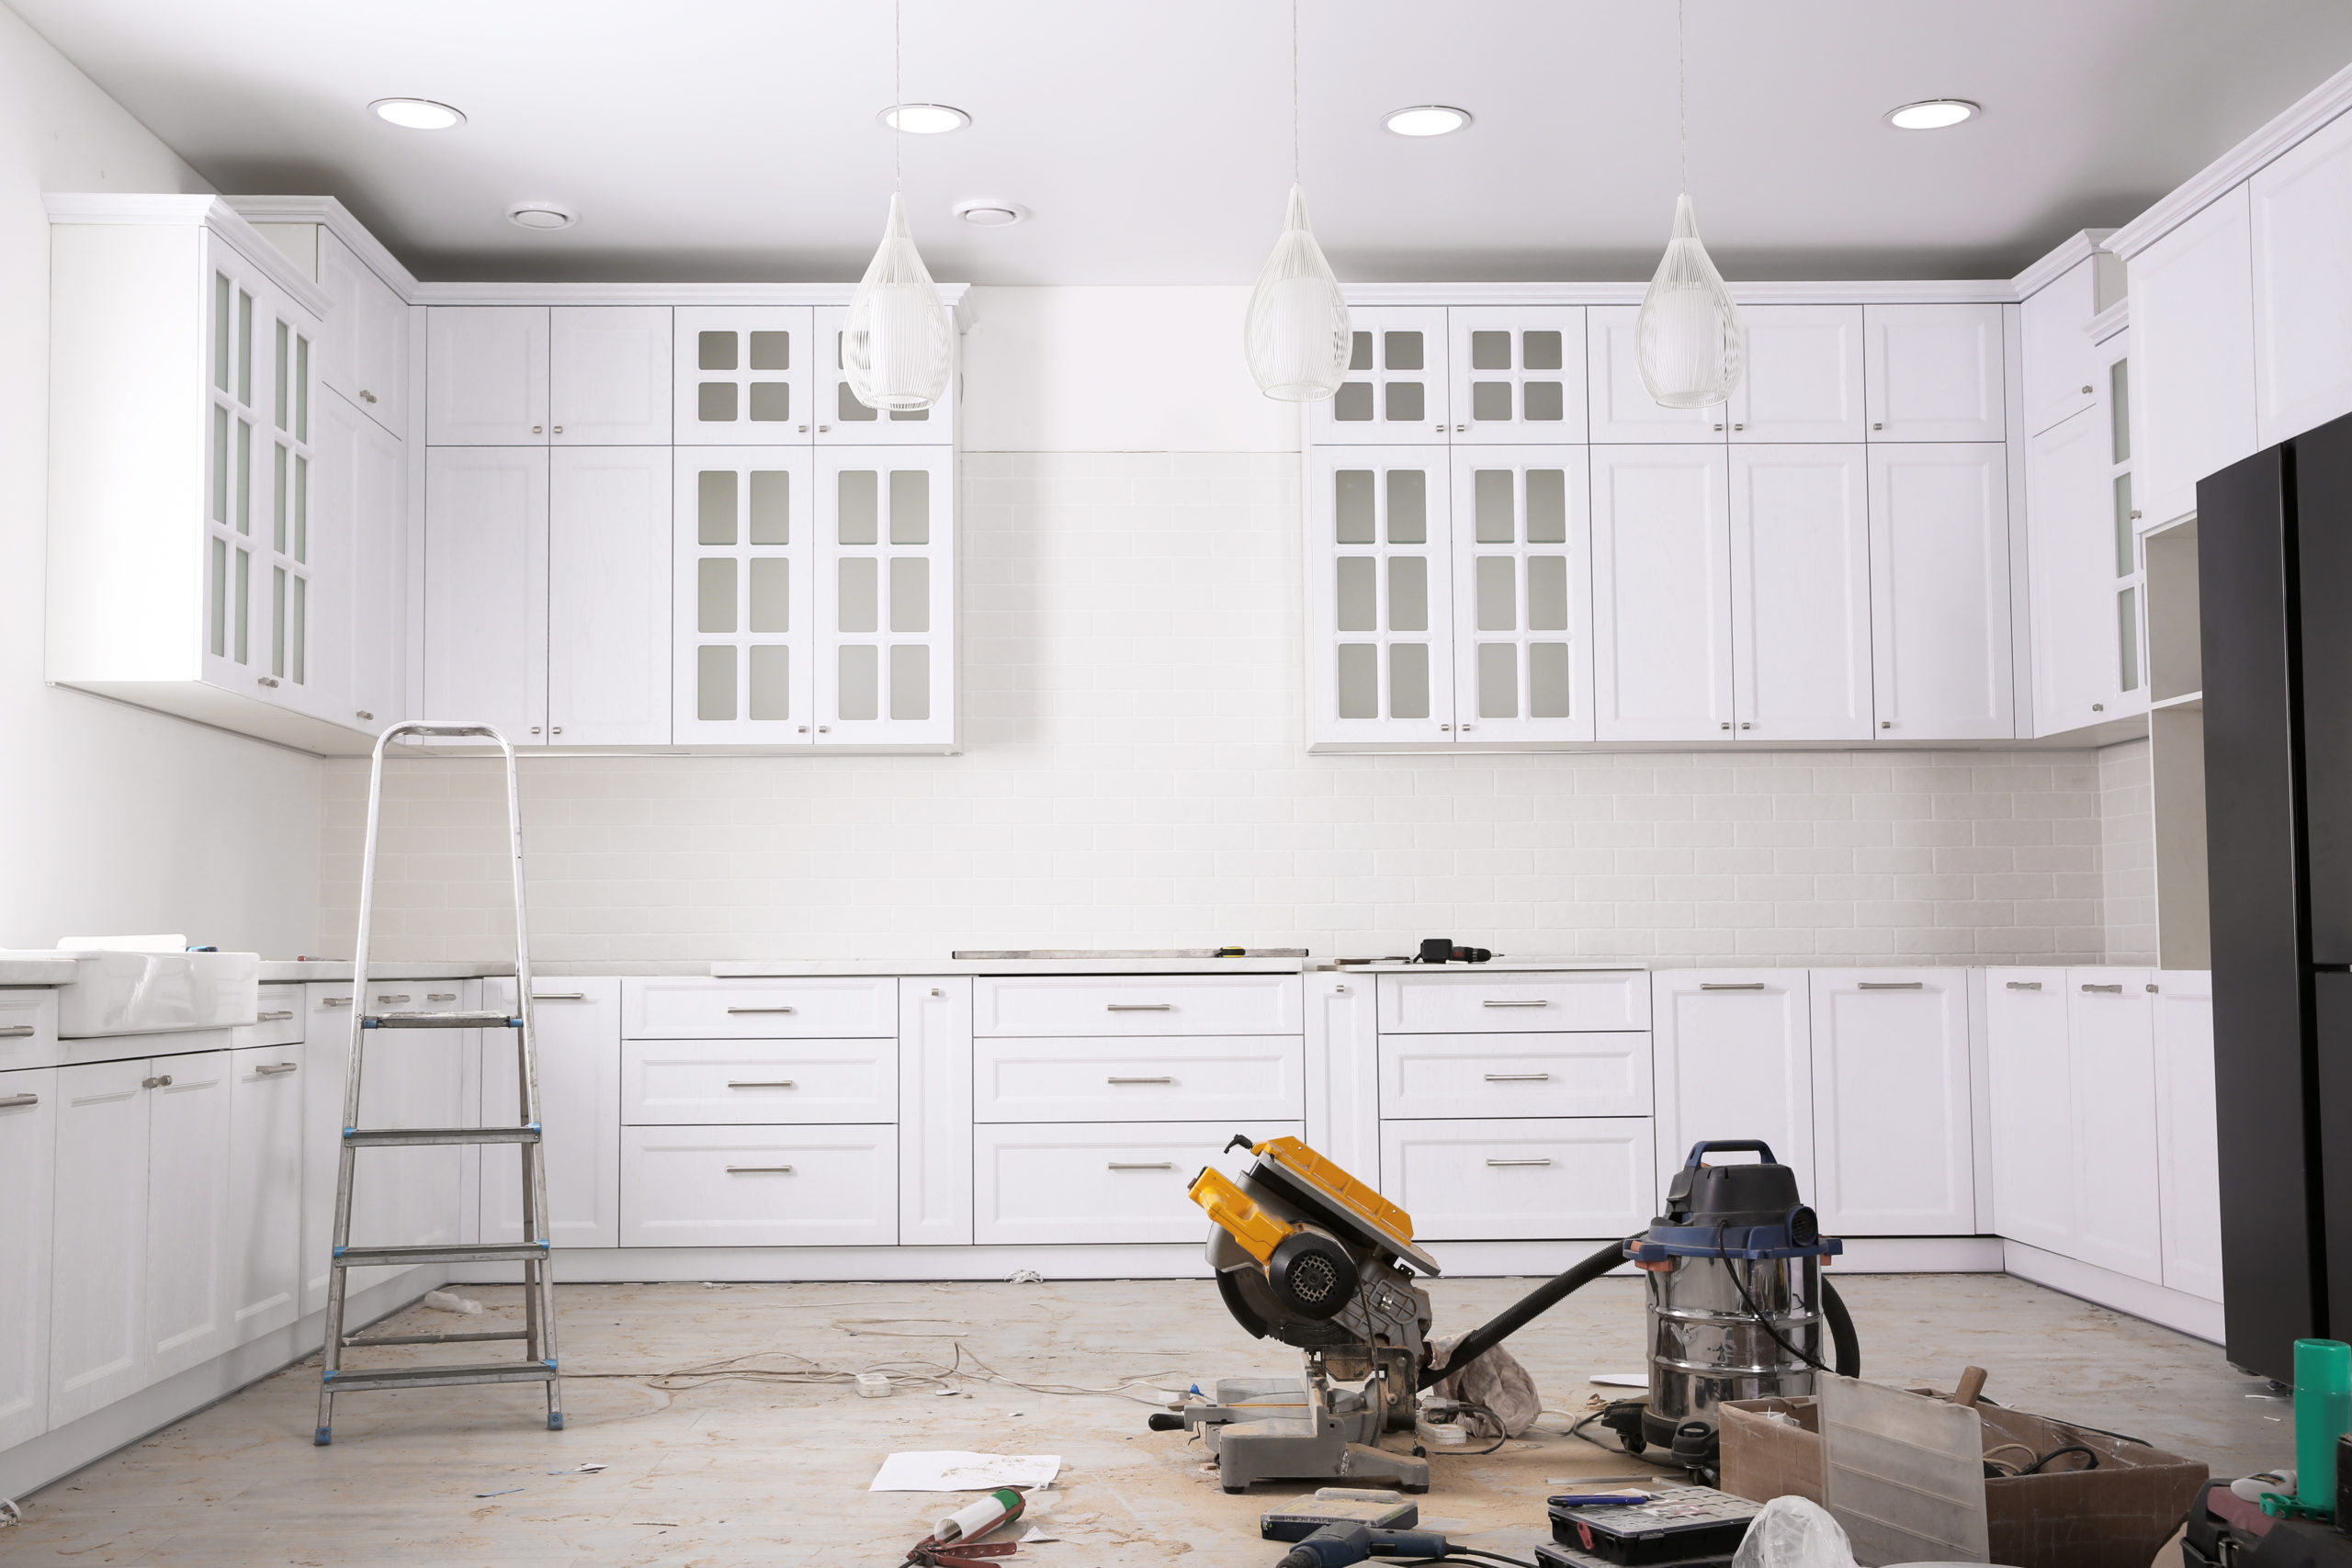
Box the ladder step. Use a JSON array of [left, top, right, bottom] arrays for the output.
[[344, 1329, 529, 1348], [343, 1125, 541, 1147], [363, 1010, 521, 1030], [322, 1360, 558, 1393], [334, 1242, 548, 1268]]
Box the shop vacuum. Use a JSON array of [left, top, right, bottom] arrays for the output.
[[1159, 1135, 1861, 1491]]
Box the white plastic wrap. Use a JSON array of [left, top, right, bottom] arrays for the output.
[[1731, 1496, 1857, 1568]]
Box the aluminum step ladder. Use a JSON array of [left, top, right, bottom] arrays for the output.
[[315, 722, 560, 1444]]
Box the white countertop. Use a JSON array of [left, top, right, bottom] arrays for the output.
[[1330, 959, 1646, 973], [250, 956, 1653, 979], [711, 957, 1311, 976], [0, 957, 78, 986]]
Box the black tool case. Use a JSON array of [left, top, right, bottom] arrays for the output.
[[1545, 1487, 1759, 1566]]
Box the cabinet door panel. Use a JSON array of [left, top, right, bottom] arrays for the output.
[[1809, 970, 1974, 1235], [551, 307, 673, 445], [1587, 305, 1728, 443], [49, 1060, 148, 1426], [2253, 111, 2352, 448], [2066, 969, 2164, 1282], [2152, 971, 2222, 1301], [2027, 407, 2117, 735], [1590, 444, 1733, 739], [1863, 303, 2005, 441], [1307, 446, 1455, 744], [813, 304, 956, 447], [1868, 444, 2013, 739], [1651, 972, 1815, 1200], [1448, 306, 1586, 445], [548, 446, 672, 744], [427, 306, 549, 445], [2020, 259, 2101, 437], [1378, 1032, 1649, 1120], [1450, 446, 1594, 740], [1982, 970, 2073, 1253], [2131, 186, 2257, 528], [1309, 306, 1450, 446], [816, 446, 956, 746], [424, 447, 548, 742], [1729, 305, 1865, 443], [301, 986, 352, 1314], [972, 1122, 1290, 1246], [974, 1035, 1302, 1122], [319, 231, 406, 438], [1730, 445, 1872, 739], [481, 979, 620, 1248], [350, 412, 408, 728], [674, 307, 814, 447], [0, 1066, 56, 1450], [674, 446, 817, 744], [146, 1050, 234, 1379], [1306, 975, 1381, 1184], [226, 1044, 304, 1345], [899, 978, 974, 1247]]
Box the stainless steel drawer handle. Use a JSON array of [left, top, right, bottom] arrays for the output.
[[1106, 1003, 1173, 1011], [727, 1080, 797, 1089], [141, 1075, 174, 1089], [1487, 1157, 1553, 1168], [0, 1093, 38, 1110], [727, 1006, 797, 1014], [533, 991, 586, 1000], [2006, 981, 2042, 991], [256, 1010, 295, 1021], [0, 1024, 36, 1038], [2081, 983, 2124, 994], [427, 993, 458, 1002], [256, 1063, 300, 1076], [1698, 983, 1765, 992], [323, 997, 353, 1008], [1107, 1076, 1175, 1085], [1108, 1161, 1176, 1170], [377, 994, 411, 1004], [1484, 1073, 1552, 1082], [1483, 999, 1549, 1008], [1857, 982, 1924, 990], [726, 1164, 795, 1174]]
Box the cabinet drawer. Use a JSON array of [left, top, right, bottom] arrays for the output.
[[1378, 1117, 1655, 1240], [624, 977, 898, 1039], [973, 1036, 1303, 1123], [0, 989, 59, 1071], [1379, 1032, 1651, 1120], [973, 1121, 1301, 1245], [623, 1039, 896, 1124], [620, 1125, 897, 1246], [973, 975, 1303, 1037], [243, 984, 304, 1047], [1378, 971, 1648, 1033]]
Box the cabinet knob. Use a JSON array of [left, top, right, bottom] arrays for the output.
[[930, 987, 944, 997], [1713, 423, 1724, 431], [2130, 509, 2143, 520], [818, 725, 830, 733], [2091, 703, 2103, 712], [1459, 722, 1473, 731], [1454, 423, 1466, 432], [819, 424, 831, 433], [2082, 384, 2095, 395], [359, 389, 377, 404], [1733, 423, 1745, 431], [257, 675, 278, 688], [529, 726, 541, 735], [550, 726, 563, 735], [356, 710, 374, 721], [797, 725, 808, 733], [141, 1074, 173, 1089], [1438, 722, 1451, 731], [1872, 422, 1883, 431], [1720, 721, 1731, 730], [531, 425, 543, 434], [552, 425, 563, 434], [798, 424, 808, 434], [1881, 720, 1893, 729], [1740, 721, 1752, 729]]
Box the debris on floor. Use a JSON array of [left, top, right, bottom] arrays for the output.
[[871, 1451, 1065, 1491], [421, 1289, 485, 1314]]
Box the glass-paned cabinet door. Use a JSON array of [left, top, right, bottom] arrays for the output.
[[203, 238, 319, 715], [812, 305, 956, 447], [1448, 447, 1594, 741], [1307, 446, 1455, 744], [1308, 307, 1452, 446], [673, 307, 813, 446], [1447, 308, 1587, 446], [816, 446, 956, 746], [2106, 344, 2147, 714], [673, 447, 816, 744]]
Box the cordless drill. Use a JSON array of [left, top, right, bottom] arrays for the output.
[[1272, 1522, 1452, 1568]]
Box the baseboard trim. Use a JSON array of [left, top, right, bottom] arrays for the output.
[[2000, 1240, 2226, 1343]]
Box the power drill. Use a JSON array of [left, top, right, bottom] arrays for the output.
[[1272, 1522, 1452, 1568]]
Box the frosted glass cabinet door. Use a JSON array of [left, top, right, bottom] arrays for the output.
[[1587, 305, 1730, 443], [1867, 444, 2014, 740], [1728, 445, 1873, 740], [673, 446, 815, 744], [1306, 446, 1456, 744], [1727, 306, 1866, 443], [1447, 307, 1586, 445], [1309, 307, 1452, 446], [673, 307, 812, 446], [550, 306, 673, 445], [548, 447, 673, 745], [813, 304, 956, 447], [426, 306, 550, 444], [1589, 445, 1734, 739], [424, 446, 549, 744], [1448, 446, 1593, 740], [816, 446, 956, 746]]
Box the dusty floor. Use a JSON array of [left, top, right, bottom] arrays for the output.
[[0, 1274, 2284, 1566]]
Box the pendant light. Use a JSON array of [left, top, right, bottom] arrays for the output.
[[1634, 0, 1744, 410], [843, 0, 953, 412], [1244, 0, 1350, 401]]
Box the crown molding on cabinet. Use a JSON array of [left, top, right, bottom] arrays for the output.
[[2010, 228, 2119, 301], [2086, 298, 2130, 345], [45, 193, 332, 321], [226, 195, 420, 298], [2107, 57, 2352, 260], [1341, 278, 2018, 308]]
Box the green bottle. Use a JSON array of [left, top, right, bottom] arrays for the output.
[[2295, 1338, 2351, 1517]]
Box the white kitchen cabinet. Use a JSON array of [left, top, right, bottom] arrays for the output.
[[971, 1122, 1294, 1246], [1378, 1032, 1649, 1121], [626, 976, 899, 1038], [624, 1038, 898, 1124], [144, 1051, 233, 1382], [2027, 406, 2120, 735], [1728, 306, 1866, 444], [426, 307, 549, 445], [360, 981, 471, 1272], [622, 1124, 899, 1247], [2065, 970, 2164, 1284], [1449, 446, 1594, 740], [1589, 444, 1735, 739], [0, 1067, 56, 1451], [549, 307, 673, 446], [1306, 974, 1381, 1185], [2019, 258, 2103, 437], [1868, 444, 2013, 739], [814, 304, 956, 447], [1308, 446, 1455, 744], [1378, 969, 1647, 1033], [423, 446, 548, 743], [312, 389, 408, 733], [1650, 972, 1815, 1201], [2151, 970, 2222, 1302], [481, 979, 620, 1250], [1447, 307, 1586, 445], [2130, 185, 2258, 528], [674, 307, 813, 446], [973, 1035, 1303, 1123], [1587, 305, 1729, 443], [2252, 108, 2352, 448], [1807, 971, 1974, 1235], [301, 987, 351, 1314], [1981, 969, 2074, 1254], [225, 1043, 304, 1346], [1728, 445, 1873, 740], [1862, 304, 2005, 442], [317, 229, 407, 438], [899, 978, 973, 1247], [1311, 307, 1451, 446], [816, 446, 956, 747], [1379, 1117, 1654, 1240], [976, 973, 1304, 1036], [548, 446, 673, 745], [49, 1059, 150, 1426], [675, 446, 816, 742]]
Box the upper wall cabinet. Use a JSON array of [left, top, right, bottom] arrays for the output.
[[2019, 257, 2103, 437], [1446, 307, 1587, 446], [1306, 446, 1456, 743], [1589, 444, 1735, 739], [1862, 304, 2005, 441], [2129, 186, 2258, 530], [428, 307, 673, 446], [1588, 305, 1728, 443], [1448, 446, 1594, 741], [1727, 306, 1866, 443], [814, 305, 955, 446], [1311, 307, 1452, 446], [316, 231, 408, 439], [1729, 445, 1875, 741], [427, 307, 549, 444], [676, 307, 812, 445], [2250, 107, 2352, 449], [1868, 444, 2014, 739]]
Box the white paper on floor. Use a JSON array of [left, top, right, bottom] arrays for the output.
[[869, 1452, 1064, 1491], [1589, 1373, 1648, 1388]]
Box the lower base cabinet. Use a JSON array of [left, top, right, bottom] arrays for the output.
[[1378, 1117, 1654, 1240], [483, 979, 620, 1248], [971, 1122, 1295, 1246], [1808, 970, 1975, 1235], [0, 1068, 57, 1451], [621, 1124, 898, 1247], [2152, 973, 2223, 1301], [1650, 972, 1815, 1200], [2067, 971, 2165, 1282], [49, 1060, 153, 1427]]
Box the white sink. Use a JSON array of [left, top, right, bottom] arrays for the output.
[[0, 947, 261, 1037]]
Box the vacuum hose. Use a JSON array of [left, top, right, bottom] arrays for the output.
[[1823, 1278, 1860, 1378], [1417, 1238, 1627, 1391]]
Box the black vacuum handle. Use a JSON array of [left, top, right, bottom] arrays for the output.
[[1683, 1138, 1778, 1168]]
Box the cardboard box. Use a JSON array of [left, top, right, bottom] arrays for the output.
[[1719, 1390, 2209, 1568]]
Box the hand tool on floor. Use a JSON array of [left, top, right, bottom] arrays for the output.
[[314, 723, 563, 1445]]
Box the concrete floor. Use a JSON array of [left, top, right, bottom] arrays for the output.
[[0, 1273, 2284, 1567]]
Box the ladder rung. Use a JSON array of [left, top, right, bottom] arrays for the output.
[[322, 1360, 558, 1393], [343, 1125, 542, 1147], [344, 1329, 530, 1348], [363, 1010, 520, 1030], [334, 1242, 548, 1268]]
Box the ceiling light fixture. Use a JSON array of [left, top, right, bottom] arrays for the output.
[[506, 203, 575, 231], [1886, 98, 1980, 130], [370, 97, 465, 130], [954, 200, 1024, 227], [1383, 105, 1471, 137], [844, 2, 954, 412], [1244, 0, 1350, 402], [1634, 0, 1744, 411], [878, 102, 970, 134]]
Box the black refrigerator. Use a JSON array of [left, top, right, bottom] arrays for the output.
[[2201, 410, 2352, 1381]]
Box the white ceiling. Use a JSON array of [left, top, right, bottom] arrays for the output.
[[17, 0, 2352, 286]]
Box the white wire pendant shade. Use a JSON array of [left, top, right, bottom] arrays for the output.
[[843, 190, 954, 412], [1245, 184, 1351, 402], [1634, 192, 1745, 411]]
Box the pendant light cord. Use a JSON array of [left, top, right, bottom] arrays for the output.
[[1291, 0, 1301, 185], [893, 0, 903, 190], [1677, 0, 1688, 194]]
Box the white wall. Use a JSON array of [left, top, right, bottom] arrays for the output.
[[0, 4, 320, 953]]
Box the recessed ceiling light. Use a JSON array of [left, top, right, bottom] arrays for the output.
[[506, 202, 576, 231], [954, 200, 1024, 227], [1384, 105, 1472, 138], [878, 103, 971, 134], [370, 97, 465, 130], [1886, 98, 1979, 130]]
